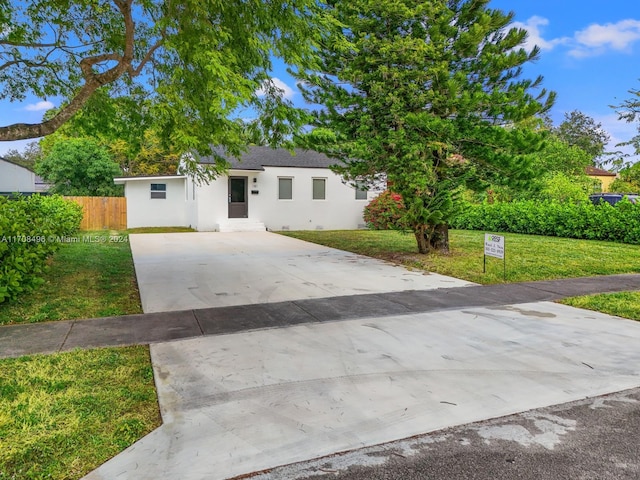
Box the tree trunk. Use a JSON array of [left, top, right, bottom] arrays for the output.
[[414, 225, 429, 254], [414, 223, 450, 254]]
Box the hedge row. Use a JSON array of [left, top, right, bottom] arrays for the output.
[[451, 200, 640, 244], [0, 195, 83, 303]]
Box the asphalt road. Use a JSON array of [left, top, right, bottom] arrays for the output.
[[252, 388, 640, 480]]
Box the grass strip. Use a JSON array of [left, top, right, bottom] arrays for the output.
[[561, 292, 640, 321], [0, 232, 142, 325], [280, 229, 640, 285], [0, 346, 161, 480]]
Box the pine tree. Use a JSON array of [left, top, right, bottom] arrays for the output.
[[297, 0, 555, 253]]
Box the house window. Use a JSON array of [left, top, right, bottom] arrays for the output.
[[355, 181, 368, 200], [278, 177, 293, 200], [312, 178, 326, 200], [150, 183, 167, 199]]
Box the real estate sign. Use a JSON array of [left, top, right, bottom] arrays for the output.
[[484, 233, 504, 259]]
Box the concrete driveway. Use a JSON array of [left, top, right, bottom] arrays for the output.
[[129, 232, 473, 313], [85, 232, 640, 479], [84, 301, 640, 480]]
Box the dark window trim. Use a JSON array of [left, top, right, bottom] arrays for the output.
[[150, 183, 167, 199], [312, 177, 326, 200], [278, 177, 293, 200]]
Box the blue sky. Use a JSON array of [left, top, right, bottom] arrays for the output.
[[1, 0, 639, 163]]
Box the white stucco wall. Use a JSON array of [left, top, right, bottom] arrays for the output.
[[119, 167, 381, 231], [193, 167, 378, 231], [0, 159, 35, 192], [120, 177, 189, 228], [193, 172, 234, 231]]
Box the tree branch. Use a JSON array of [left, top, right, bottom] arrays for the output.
[[130, 38, 163, 77], [0, 0, 137, 141]]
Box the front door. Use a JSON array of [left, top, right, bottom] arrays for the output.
[[228, 176, 248, 218]]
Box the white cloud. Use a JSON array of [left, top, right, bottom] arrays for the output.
[[569, 19, 640, 58], [24, 100, 55, 112], [256, 77, 295, 100], [512, 16, 570, 52], [512, 16, 640, 59]]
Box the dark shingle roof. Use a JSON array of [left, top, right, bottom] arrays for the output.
[[200, 146, 339, 170]]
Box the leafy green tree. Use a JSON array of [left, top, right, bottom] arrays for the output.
[[297, 0, 554, 253], [40, 87, 180, 175], [35, 138, 123, 196], [609, 162, 640, 193], [554, 110, 611, 167], [536, 172, 594, 203], [527, 135, 592, 176], [612, 84, 640, 158], [0, 0, 329, 172]]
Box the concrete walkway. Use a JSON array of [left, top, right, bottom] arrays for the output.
[[2, 274, 640, 358]]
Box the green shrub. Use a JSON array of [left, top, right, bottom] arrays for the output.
[[451, 199, 640, 244], [0, 195, 83, 303], [364, 190, 407, 230]]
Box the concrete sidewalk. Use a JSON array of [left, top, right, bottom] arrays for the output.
[[2, 274, 640, 359]]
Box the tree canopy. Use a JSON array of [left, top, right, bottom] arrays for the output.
[[297, 0, 554, 253], [612, 83, 640, 158], [554, 110, 610, 165], [0, 0, 329, 168], [35, 138, 123, 196], [40, 87, 181, 176]]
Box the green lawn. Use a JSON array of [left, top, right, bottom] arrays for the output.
[[0, 232, 143, 326], [280, 229, 640, 285], [0, 346, 161, 480], [561, 292, 640, 321], [0, 230, 171, 480]]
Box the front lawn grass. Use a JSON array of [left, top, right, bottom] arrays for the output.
[[561, 292, 640, 321], [280, 229, 640, 285], [0, 232, 142, 326], [0, 346, 161, 480]]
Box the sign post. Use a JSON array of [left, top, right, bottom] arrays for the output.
[[484, 233, 506, 280]]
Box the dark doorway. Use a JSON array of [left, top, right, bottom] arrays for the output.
[[228, 176, 248, 218]]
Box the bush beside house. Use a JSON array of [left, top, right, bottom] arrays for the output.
[[363, 190, 407, 230], [0, 195, 83, 303]]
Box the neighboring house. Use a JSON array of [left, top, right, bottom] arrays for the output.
[[585, 166, 617, 193], [0, 157, 36, 193], [114, 147, 382, 231], [34, 174, 52, 193]]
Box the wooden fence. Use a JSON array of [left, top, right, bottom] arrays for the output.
[[64, 196, 127, 231]]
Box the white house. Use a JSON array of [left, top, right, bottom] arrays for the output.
[[114, 147, 382, 231], [0, 157, 36, 193]]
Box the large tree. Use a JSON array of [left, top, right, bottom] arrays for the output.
[[35, 138, 123, 196], [297, 0, 554, 253], [554, 110, 610, 165], [0, 0, 328, 167]]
